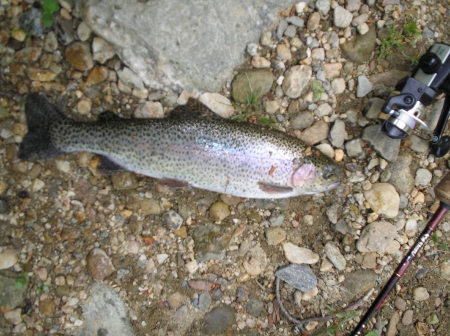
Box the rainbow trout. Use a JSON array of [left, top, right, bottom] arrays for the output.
[[19, 93, 342, 198]]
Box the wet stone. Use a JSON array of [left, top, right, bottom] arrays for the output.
[[247, 296, 264, 317], [65, 41, 94, 71], [86, 248, 115, 280], [231, 69, 275, 104], [275, 264, 317, 292], [342, 270, 376, 300], [0, 275, 28, 310], [201, 305, 236, 335], [193, 223, 234, 262], [198, 292, 212, 311], [111, 172, 139, 190], [209, 202, 230, 222], [162, 210, 184, 230]]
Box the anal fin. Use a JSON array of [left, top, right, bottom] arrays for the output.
[[89, 155, 127, 175], [158, 178, 189, 188], [258, 182, 293, 194]]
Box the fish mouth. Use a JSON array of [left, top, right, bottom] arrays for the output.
[[325, 179, 341, 190]]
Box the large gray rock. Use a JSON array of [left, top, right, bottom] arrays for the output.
[[82, 0, 298, 92]]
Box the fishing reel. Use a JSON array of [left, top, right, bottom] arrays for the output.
[[378, 42, 450, 157]]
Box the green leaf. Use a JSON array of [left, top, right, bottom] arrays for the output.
[[42, 12, 53, 28], [364, 332, 379, 336], [43, 0, 60, 14], [231, 113, 248, 121], [258, 116, 274, 126]]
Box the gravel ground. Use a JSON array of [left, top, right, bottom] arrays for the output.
[[1, 1, 450, 336]]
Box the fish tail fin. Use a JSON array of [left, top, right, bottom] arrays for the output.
[[18, 93, 67, 161]]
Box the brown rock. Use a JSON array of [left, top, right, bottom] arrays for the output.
[[39, 298, 55, 316], [28, 68, 58, 82], [65, 42, 94, 71], [86, 248, 115, 280], [86, 66, 109, 85], [369, 70, 410, 87], [209, 202, 230, 222], [173, 226, 187, 238], [220, 194, 242, 206]]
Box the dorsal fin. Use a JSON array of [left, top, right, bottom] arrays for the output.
[[169, 98, 222, 120], [97, 111, 122, 121]]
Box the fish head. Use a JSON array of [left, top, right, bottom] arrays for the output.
[[291, 150, 343, 194]]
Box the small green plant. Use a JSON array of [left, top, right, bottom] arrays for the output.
[[404, 17, 420, 38], [325, 306, 358, 336], [364, 332, 379, 336], [36, 281, 49, 294], [377, 25, 405, 61], [312, 80, 325, 100], [15, 272, 29, 289], [257, 116, 274, 126], [439, 242, 449, 251], [432, 234, 439, 244], [42, 0, 60, 28]]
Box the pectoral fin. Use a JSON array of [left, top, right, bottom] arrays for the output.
[[258, 182, 293, 194], [89, 155, 127, 175]]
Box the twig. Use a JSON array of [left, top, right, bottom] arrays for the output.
[[275, 277, 374, 326]]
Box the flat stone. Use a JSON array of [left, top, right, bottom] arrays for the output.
[[413, 287, 429, 301], [275, 264, 317, 292], [415, 168, 432, 188], [386, 151, 414, 193], [290, 111, 314, 130], [243, 246, 268, 276], [0, 250, 19, 270], [266, 227, 287, 245], [134, 101, 164, 119], [0, 275, 28, 310], [111, 172, 139, 190], [162, 210, 184, 230], [357, 221, 398, 253], [198, 292, 211, 311], [198, 93, 234, 118], [299, 120, 329, 145], [283, 242, 320, 264], [28, 68, 58, 82], [329, 119, 346, 148], [369, 70, 410, 87], [341, 26, 376, 63], [402, 310, 414, 325], [356, 75, 373, 97], [282, 65, 312, 98], [363, 183, 400, 218], [193, 223, 234, 261], [386, 311, 400, 336], [86, 66, 109, 85], [341, 270, 376, 300], [324, 242, 346, 270], [322, 62, 342, 78], [201, 305, 235, 335], [246, 296, 264, 317], [209, 202, 230, 222], [117, 67, 144, 89], [345, 138, 363, 157], [231, 69, 275, 104], [39, 298, 55, 316], [362, 125, 400, 162], [364, 97, 386, 119], [395, 297, 407, 311], [77, 282, 133, 336]]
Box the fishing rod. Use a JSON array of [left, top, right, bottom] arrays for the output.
[[352, 42, 450, 335], [351, 171, 450, 335]]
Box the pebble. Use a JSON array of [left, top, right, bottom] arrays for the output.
[[324, 242, 346, 270], [323, 63, 343, 78], [4, 308, 22, 325], [402, 310, 414, 325], [246, 296, 264, 317], [39, 298, 55, 316], [198, 93, 234, 118], [185, 260, 199, 274], [363, 183, 400, 218], [87, 66, 109, 85], [405, 219, 418, 237], [198, 292, 211, 311], [307, 12, 320, 30], [111, 172, 139, 190], [162, 210, 184, 230], [395, 297, 407, 311], [301, 287, 319, 301], [356, 75, 373, 97], [415, 168, 432, 188], [282, 65, 312, 98], [251, 56, 271, 68], [357, 221, 398, 253], [134, 101, 164, 118], [243, 246, 268, 276], [413, 287, 429, 301], [439, 261, 450, 280], [266, 227, 287, 245], [283, 242, 320, 264], [286, 16, 304, 28], [290, 111, 314, 130], [386, 311, 400, 336], [65, 42, 94, 71], [44, 31, 58, 52], [334, 7, 353, 28], [0, 250, 18, 270], [77, 21, 92, 41], [200, 305, 235, 335], [231, 69, 274, 104], [88, 38, 114, 65], [117, 67, 144, 89], [276, 44, 292, 60], [342, 270, 376, 300], [86, 248, 115, 280], [77, 98, 92, 114], [316, 0, 331, 15], [329, 119, 346, 147], [168, 292, 185, 309], [314, 103, 332, 117], [299, 120, 329, 145], [331, 78, 346, 94], [275, 264, 317, 292], [28, 68, 58, 82], [345, 139, 363, 157], [209, 202, 230, 222]]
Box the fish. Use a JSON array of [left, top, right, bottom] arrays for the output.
[[18, 93, 343, 199]]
